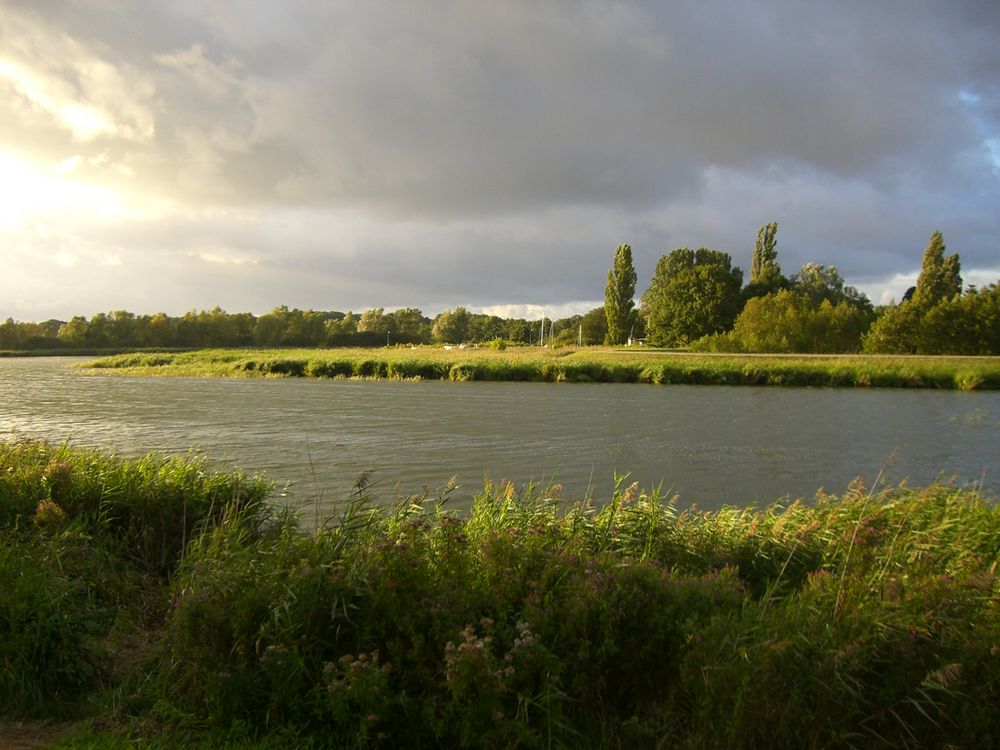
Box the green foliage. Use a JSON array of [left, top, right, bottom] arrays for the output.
[[866, 282, 1000, 355], [0, 530, 102, 717], [641, 248, 744, 346], [742, 221, 788, 303], [0, 442, 275, 722], [697, 290, 875, 353], [790, 262, 872, 311], [604, 243, 638, 345], [431, 307, 472, 344], [1, 444, 999, 747], [912, 230, 962, 308], [863, 231, 998, 354], [751, 221, 781, 284], [0, 442, 272, 575], [140, 479, 1000, 748]]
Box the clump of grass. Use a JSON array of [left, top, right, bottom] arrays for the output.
[[0, 442, 272, 575], [0, 442, 275, 721], [0, 529, 103, 718]]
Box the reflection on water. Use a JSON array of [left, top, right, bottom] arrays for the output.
[[1, 357, 997, 512]]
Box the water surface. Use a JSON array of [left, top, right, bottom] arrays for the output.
[[1, 357, 997, 513]]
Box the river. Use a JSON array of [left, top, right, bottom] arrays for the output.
[[1, 357, 997, 513]]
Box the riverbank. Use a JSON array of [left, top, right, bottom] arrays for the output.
[[83, 347, 1000, 389], [1, 442, 997, 748]]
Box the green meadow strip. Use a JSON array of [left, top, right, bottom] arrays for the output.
[[83, 347, 1000, 389]]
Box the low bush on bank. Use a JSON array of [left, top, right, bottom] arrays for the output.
[[0, 443, 997, 747], [0, 443, 272, 720], [84, 347, 1000, 390]]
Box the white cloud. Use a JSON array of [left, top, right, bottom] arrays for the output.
[[55, 155, 82, 173], [0, 8, 156, 144], [54, 250, 77, 268], [479, 302, 604, 320]]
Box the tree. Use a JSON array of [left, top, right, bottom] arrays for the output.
[[863, 231, 967, 354], [744, 221, 787, 302], [502, 318, 532, 344], [751, 222, 780, 283], [604, 243, 637, 345], [106, 310, 136, 348], [467, 314, 506, 343], [790, 263, 872, 311], [432, 307, 471, 344], [641, 248, 743, 347], [912, 230, 961, 308], [865, 281, 1000, 355], [357, 308, 390, 335], [574, 306, 609, 345], [386, 308, 431, 343], [57, 316, 90, 347], [140, 312, 175, 348], [253, 308, 288, 347], [696, 290, 874, 353]]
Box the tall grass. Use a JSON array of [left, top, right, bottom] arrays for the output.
[[0, 441, 272, 575], [84, 347, 1000, 390], [0, 442, 273, 719], [1, 442, 997, 747], [149, 477, 999, 748]]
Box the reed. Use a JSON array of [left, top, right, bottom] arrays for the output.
[[2, 443, 997, 748], [144, 477, 1000, 747], [84, 346, 1000, 390]]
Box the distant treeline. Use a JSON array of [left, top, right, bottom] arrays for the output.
[[3, 228, 997, 355], [0, 305, 610, 352]]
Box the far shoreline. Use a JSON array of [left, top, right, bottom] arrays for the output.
[[77, 346, 1000, 390]]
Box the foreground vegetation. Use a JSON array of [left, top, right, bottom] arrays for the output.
[[0, 442, 998, 748], [84, 346, 1000, 390]]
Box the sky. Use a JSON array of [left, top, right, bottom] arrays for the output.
[[1, 0, 998, 323]]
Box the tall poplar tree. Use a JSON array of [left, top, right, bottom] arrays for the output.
[[751, 222, 780, 284], [743, 221, 786, 302], [604, 243, 638, 345], [863, 230, 965, 353], [912, 230, 962, 307]]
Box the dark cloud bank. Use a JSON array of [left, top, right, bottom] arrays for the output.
[[1, 1, 997, 319]]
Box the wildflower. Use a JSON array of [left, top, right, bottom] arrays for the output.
[[33, 497, 66, 530], [43, 460, 74, 501]]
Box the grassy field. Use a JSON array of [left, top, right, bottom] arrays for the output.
[[83, 346, 1000, 389], [1, 442, 997, 748]]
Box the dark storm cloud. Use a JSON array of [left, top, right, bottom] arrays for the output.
[[0, 1, 997, 319]]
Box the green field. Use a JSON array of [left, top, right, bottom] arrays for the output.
[[83, 346, 1000, 389], [1, 442, 998, 748]]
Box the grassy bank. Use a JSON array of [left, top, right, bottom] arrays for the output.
[[83, 346, 1000, 389], [0, 442, 997, 748]]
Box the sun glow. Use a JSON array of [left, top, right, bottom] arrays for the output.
[[0, 150, 126, 229]]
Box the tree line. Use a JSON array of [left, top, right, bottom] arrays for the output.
[[603, 226, 999, 355], [0, 303, 609, 351], [2, 227, 995, 354]]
